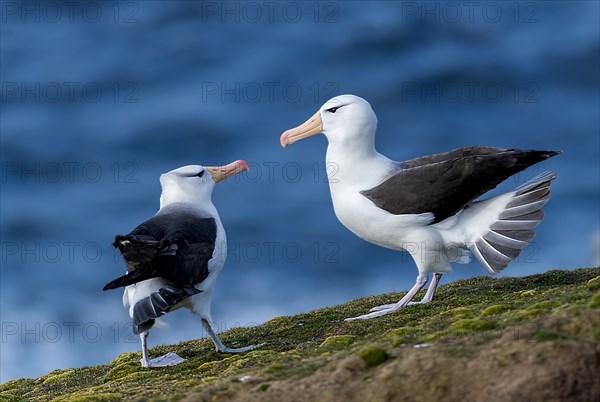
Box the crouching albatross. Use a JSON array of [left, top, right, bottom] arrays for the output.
[[280, 94, 560, 321], [103, 160, 264, 367]]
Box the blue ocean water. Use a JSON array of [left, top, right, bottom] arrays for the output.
[[1, 1, 598, 383]]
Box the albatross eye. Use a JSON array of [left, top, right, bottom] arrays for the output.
[[196, 170, 204, 178], [326, 106, 341, 113]]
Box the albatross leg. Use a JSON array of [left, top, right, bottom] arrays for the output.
[[139, 331, 187, 368], [346, 273, 429, 321], [202, 319, 266, 353], [140, 331, 150, 368], [408, 273, 442, 305], [369, 273, 443, 312]]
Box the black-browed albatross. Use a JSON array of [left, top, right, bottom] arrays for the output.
[[103, 160, 264, 367], [280, 94, 560, 321]]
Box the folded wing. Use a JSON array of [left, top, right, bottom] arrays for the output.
[[361, 147, 560, 223], [103, 211, 218, 290]]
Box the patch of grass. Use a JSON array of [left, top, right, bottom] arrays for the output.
[[480, 304, 511, 316], [512, 309, 544, 321], [448, 319, 497, 332], [590, 292, 600, 308], [1, 268, 598, 402], [445, 307, 475, 319], [387, 326, 424, 346], [528, 301, 559, 310], [320, 335, 355, 350], [356, 346, 388, 367], [587, 276, 600, 291]]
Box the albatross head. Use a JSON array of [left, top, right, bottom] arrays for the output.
[[280, 94, 377, 148], [159, 160, 249, 208]]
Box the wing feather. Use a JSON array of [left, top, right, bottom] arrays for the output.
[[361, 147, 560, 223], [104, 210, 217, 290]]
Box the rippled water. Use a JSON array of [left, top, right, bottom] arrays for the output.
[[1, 1, 598, 382]]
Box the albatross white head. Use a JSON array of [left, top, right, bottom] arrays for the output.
[[280, 94, 393, 190], [280, 95, 378, 153], [159, 160, 249, 209]]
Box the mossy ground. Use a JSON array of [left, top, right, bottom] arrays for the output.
[[1, 268, 599, 402]]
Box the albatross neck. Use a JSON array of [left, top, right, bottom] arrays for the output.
[[159, 194, 218, 217], [325, 136, 394, 189]]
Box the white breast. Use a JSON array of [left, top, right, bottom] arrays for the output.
[[325, 149, 434, 251]]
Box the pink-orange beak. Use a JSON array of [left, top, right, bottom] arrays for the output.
[[206, 160, 249, 183], [280, 110, 323, 148]]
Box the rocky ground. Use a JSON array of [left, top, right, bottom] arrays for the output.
[[1, 268, 599, 402]]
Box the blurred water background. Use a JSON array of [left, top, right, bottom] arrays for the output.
[[1, 1, 598, 382]]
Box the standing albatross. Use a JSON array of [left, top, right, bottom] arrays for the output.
[[103, 160, 263, 367], [280, 94, 560, 321]]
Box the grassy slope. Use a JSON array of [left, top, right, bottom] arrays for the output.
[[1, 268, 599, 402]]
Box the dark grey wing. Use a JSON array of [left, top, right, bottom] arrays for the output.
[[157, 215, 217, 286], [399, 146, 506, 169], [361, 148, 560, 223], [103, 211, 217, 290]]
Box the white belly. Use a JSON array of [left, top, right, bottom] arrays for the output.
[[329, 186, 434, 251]]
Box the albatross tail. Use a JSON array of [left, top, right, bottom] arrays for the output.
[[456, 171, 556, 274], [129, 284, 201, 334]]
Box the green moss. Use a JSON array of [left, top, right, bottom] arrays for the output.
[[102, 362, 140, 383], [107, 352, 138, 368], [448, 319, 497, 332], [198, 361, 215, 373], [445, 307, 475, 318], [480, 304, 511, 316], [52, 391, 122, 401], [265, 363, 285, 374], [512, 309, 544, 321], [528, 301, 559, 310], [1, 268, 599, 402], [320, 335, 355, 349], [0, 378, 34, 393], [356, 346, 388, 367], [587, 276, 600, 291], [387, 327, 422, 346], [590, 292, 600, 308], [41, 369, 77, 385]]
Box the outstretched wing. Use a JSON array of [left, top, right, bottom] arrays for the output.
[[103, 211, 217, 290], [361, 147, 560, 223]]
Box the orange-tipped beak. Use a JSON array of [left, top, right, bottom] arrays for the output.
[[280, 110, 323, 148], [206, 160, 249, 183]]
